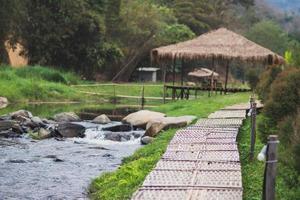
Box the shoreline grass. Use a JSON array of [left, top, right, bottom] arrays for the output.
[[89, 93, 250, 200]]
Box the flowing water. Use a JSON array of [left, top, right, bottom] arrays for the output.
[[0, 103, 143, 200]]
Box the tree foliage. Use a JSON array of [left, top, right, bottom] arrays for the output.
[[19, 0, 122, 78]]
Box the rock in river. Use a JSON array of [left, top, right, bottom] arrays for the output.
[[92, 114, 111, 124], [102, 124, 132, 132], [53, 112, 80, 122], [38, 128, 52, 139], [145, 115, 197, 137], [122, 110, 166, 128], [0, 120, 17, 131], [10, 110, 33, 119], [104, 132, 132, 142], [57, 123, 85, 138]]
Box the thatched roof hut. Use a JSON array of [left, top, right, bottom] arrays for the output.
[[188, 68, 219, 79], [152, 28, 285, 65]]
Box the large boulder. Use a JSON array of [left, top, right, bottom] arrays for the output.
[[57, 123, 85, 138], [10, 110, 33, 119], [102, 124, 132, 132], [145, 115, 197, 137], [92, 114, 111, 124], [53, 112, 80, 122], [122, 110, 166, 128], [0, 97, 8, 109], [0, 120, 17, 131]]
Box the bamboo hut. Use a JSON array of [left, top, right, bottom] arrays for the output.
[[188, 68, 219, 87], [152, 28, 285, 94]]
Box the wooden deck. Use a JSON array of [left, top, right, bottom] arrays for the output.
[[132, 103, 250, 200], [165, 85, 251, 100]]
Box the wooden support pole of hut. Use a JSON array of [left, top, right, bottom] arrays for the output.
[[224, 60, 229, 95], [209, 57, 215, 97], [172, 57, 176, 86], [263, 135, 279, 200], [181, 59, 184, 99], [161, 62, 167, 104]]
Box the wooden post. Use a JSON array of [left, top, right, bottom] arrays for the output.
[[180, 59, 184, 99], [250, 101, 257, 161], [263, 135, 279, 200], [113, 84, 117, 104], [225, 61, 229, 95], [163, 65, 167, 104], [141, 85, 145, 110], [209, 57, 215, 97], [172, 57, 176, 86]]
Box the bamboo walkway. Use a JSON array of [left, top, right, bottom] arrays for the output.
[[132, 102, 253, 200]]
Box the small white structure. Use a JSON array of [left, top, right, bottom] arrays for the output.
[[137, 67, 160, 82]]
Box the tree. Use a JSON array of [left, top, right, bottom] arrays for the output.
[[246, 20, 290, 55], [111, 0, 194, 81], [20, 0, 122, 78], [0, 0, 25, 64]]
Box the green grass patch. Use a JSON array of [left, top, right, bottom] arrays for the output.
[[0, 65, 87, 102], [89, 93, 250, 200]]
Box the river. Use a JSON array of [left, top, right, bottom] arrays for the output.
[[0, 103, 143, 200]]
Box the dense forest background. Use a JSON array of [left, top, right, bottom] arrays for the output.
[[1, 0, 300, 81]]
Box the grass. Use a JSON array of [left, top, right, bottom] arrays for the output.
[[238, 118, 265, 200], [239, 116, 300, 200], [0, 65, 86, 102], [89, 92, 250, 200]]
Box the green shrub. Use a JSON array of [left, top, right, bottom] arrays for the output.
[[264, 67, 300, 121], [15, 66, 67, 83], [245, 68, 260, 90], [257, 66, 282, 101]]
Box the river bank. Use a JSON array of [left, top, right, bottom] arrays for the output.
[[89, 92, 250, 200]]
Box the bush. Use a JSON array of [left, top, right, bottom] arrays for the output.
[[264, 67, 300, 121], [258, 67, 300, 173], [257, 66, 282, 102], [245, 68, 259, 90]]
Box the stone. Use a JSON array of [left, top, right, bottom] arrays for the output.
[[0, 130, 21, 138], [10, 110, 33, 119], [57, 123, 85, 138], [53, 112, 80, 122], [38, 128, 52, 139], [145, 115, 197, 137], [0, 97, 8, 109], [42, 119, 57, 124], [122, 110, 166, 128], [12, 124, 24, 134], [0, 115, 11, 121], [0, 120, 17, 131], [102, 124, 132, 132], [92, 114, 111, 124], [141, 136, 154, 145], [31, 116, 44, 126], [104, 132, 132, 142]]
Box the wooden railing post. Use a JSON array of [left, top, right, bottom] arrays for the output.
[[263, 135, 279, 200], [141, 85, 145, 110], [163, 84, 166, 104], [250, 101, 257, 161]]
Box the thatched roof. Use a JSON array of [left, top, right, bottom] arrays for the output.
[[152, 28, 285, 65], [188, 68, 219, 78]]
